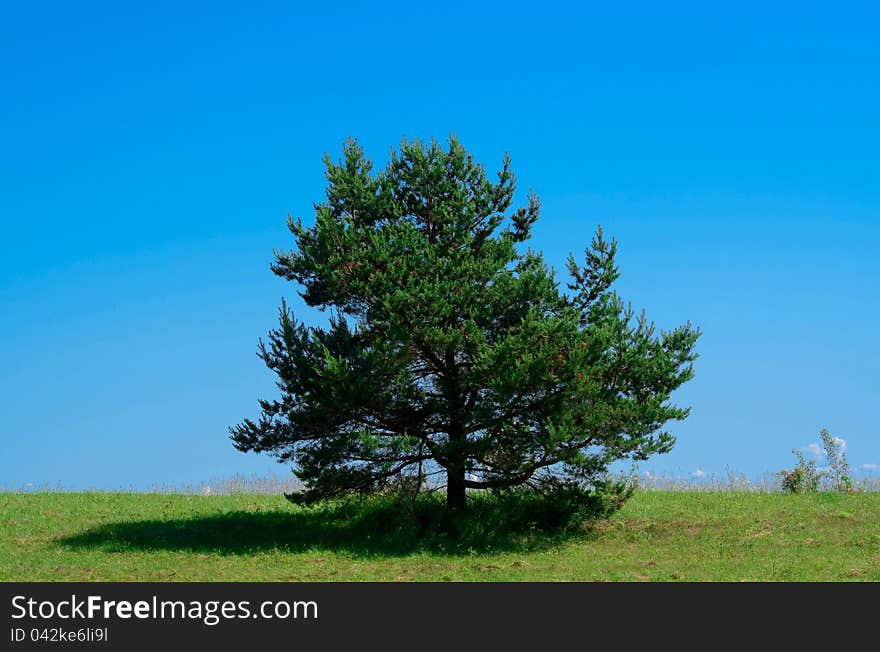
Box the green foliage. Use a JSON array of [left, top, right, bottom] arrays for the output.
[[285, 477, 636, 538], [230, 136, 700, 511], [490, 476, 636, 531], [779, 429, 853, 494]]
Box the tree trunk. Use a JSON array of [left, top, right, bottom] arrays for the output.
[[446, 464, 467, 510]]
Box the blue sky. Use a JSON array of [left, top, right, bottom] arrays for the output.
[[2, 2, 878, 489]]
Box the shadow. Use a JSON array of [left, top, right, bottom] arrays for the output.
[[57, 499, 593, 557]]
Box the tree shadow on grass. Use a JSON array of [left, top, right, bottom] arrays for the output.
[[57, 496, 599, 558]]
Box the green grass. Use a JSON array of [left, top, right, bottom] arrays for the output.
[[2, 491, 879, 581]]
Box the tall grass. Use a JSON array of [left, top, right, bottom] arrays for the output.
[[4, 470, 880, 494]]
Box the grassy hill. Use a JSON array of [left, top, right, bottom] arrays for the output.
[[2, 491, 878, 581]]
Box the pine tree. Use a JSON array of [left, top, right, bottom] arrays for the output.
[[230, 136, 700, 510]]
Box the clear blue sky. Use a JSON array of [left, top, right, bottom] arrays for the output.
[[2, 2, 878, 489]]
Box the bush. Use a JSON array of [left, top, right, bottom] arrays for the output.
[[282, 476, 635, 553], [779, 429, 852, 494], [778, 450, 822, 494], [489, 477, 636, 532]]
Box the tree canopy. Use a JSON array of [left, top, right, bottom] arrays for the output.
[[231, 136, 700, 510]]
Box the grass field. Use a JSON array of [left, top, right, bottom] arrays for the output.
[[2, 491, 879, 581]]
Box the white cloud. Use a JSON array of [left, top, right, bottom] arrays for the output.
[[861, 463, 878, 471], [691, 469, 706, 479], [805, 437, 847, 459]]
